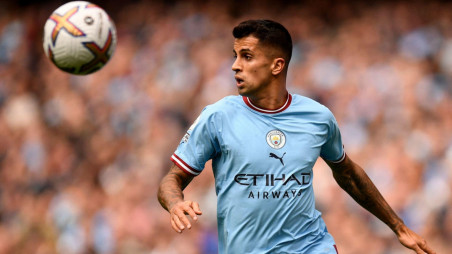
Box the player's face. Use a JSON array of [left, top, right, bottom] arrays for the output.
[[232, 36, 275, 97]]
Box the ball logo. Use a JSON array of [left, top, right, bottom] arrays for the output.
[[49, 6, 86, 46], [266, 130, 286, 149]]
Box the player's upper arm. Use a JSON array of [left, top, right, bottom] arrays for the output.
[[171, 106, 222, 176], [320, 108, 345, 163]]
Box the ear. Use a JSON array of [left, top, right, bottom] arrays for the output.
[[271, 58, 285, 75]]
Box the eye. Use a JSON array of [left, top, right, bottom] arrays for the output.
[[245, 54, 252, 60]]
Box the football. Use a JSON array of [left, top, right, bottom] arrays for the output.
[[43, 1, 117, 75]]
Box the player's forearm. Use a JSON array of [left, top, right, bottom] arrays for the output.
[[158, 164, 193, 212], [331, 157, 404, 232], [158, 174, 185, 212]]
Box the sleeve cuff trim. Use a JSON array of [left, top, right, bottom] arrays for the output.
[[171, 154, 201, 176]]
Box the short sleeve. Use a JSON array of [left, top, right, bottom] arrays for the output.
[[171, 107, 221, 176], [320, 111, 345, 163]]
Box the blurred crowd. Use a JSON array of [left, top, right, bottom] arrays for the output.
[[0, 0, 451, 253]]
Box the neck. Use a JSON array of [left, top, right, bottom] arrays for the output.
[[247, 87, 288, 110]]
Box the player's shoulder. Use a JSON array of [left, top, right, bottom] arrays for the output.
[[291, 94, 335, 119], [203, 95, 243, 115]]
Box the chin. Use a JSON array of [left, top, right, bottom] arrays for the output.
[[237, 89, 249, 97]]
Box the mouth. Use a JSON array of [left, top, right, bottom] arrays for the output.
[[235, 76, 244, 87]]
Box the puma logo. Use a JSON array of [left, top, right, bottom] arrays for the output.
[[269, 152, 286, 166]]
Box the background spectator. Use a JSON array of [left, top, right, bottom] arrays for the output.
[[0, 0, 450, 253]]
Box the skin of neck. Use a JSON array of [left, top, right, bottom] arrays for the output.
[[247, 70, 288, 110]]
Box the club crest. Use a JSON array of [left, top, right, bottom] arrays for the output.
[[266, 130, 286, 149]]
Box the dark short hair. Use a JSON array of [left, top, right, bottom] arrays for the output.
[[233, 19, 292, 65]]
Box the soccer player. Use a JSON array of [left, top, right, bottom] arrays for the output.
[[158, 20, 435, 254]]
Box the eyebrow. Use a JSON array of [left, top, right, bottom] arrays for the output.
[[233, 48, 253, 54]]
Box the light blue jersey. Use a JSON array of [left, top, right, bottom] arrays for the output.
[[171, 94, 344, 254]]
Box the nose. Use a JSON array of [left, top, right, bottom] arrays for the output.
[[232, 58, 241, 73]]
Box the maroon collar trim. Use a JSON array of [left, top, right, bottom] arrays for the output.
[[242, 94, 292, 114]]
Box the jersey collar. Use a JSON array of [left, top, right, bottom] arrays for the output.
[[242, 93, 292, 114]]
